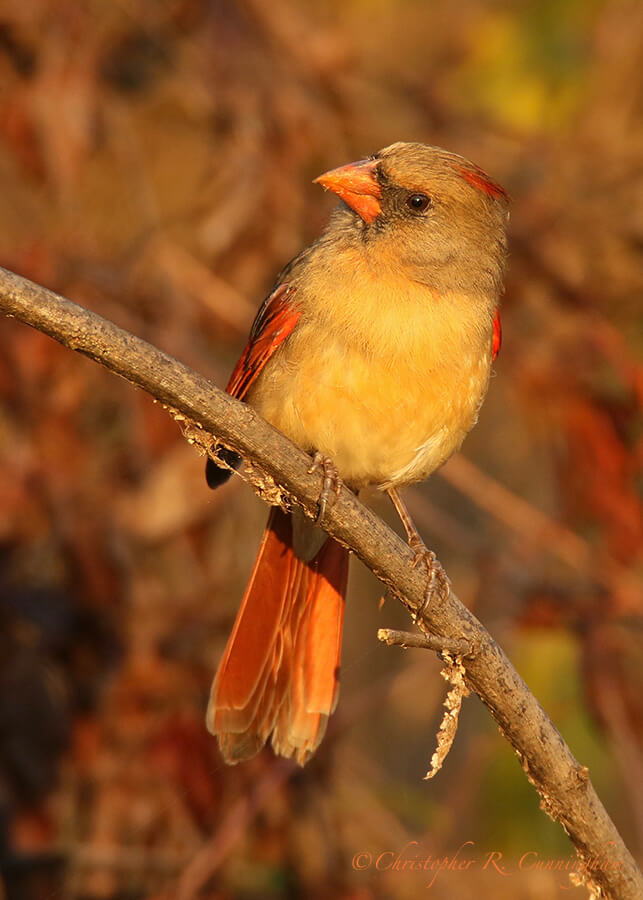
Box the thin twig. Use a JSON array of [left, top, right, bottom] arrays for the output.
[[377, 628, 471, 656], [439, 421, 641, 608], [0, 265, 641, 900]]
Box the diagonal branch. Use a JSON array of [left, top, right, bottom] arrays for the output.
[[0, 264, 640, 900]]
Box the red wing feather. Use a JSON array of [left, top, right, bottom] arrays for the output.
[[226, 283, 299, 400], [492, 309, 502, 361]]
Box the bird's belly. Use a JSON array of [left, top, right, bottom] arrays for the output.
[[249, 331, 492, 491]]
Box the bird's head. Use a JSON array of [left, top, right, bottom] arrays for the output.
[[314, 141, 509, 296]]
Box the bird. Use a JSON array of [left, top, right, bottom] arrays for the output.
[[205, 141, 508, 766]]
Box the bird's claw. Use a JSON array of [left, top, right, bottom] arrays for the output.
[[411, 543, 450, 623], [308, 452, 342, 524], [387, 488, 450, 620]]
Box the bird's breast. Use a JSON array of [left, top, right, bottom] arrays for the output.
[[248, 280, 495, 490]]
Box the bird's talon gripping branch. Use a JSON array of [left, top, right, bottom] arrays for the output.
[[410, 539, 427, 566], [426, 548, 450, 597], [308, 451, 342, 524], [387, 487, 451, 621], [414, 549, 451, 622]]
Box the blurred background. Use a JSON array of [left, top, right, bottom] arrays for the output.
[[0, 0, 641, 898]]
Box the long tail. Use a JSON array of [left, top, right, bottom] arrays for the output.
[[207, 507, 349, 765]]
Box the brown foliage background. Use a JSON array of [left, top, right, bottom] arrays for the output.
[[0, 1, 641, 898]]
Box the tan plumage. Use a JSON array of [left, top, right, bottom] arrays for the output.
[[249, 142, 507, 489], [251, 270, 495, 488], [207, 141, 509, 764]]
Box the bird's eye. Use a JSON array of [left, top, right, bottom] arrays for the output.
[[406, 193, 432, 214]]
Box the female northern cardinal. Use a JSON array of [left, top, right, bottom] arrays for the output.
[[206, 142, 508, 765]]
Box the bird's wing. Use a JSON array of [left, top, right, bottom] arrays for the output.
[[492, 309, 501, 361], [226, 283, 300, 400], [205, 283, 300, 489]]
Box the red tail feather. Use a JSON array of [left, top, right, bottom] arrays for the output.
[[207, 508, 348, 765]]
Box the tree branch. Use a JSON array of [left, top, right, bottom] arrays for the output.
[[0, 264, 640, 900]]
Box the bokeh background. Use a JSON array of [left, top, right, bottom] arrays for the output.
[[0, 1, 641, 898]]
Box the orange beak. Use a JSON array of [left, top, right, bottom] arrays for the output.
[[314, 158, 382, 224]]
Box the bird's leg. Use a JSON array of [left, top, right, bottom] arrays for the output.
[[387, 487, 450, 620], [308, 451, 342, 524]]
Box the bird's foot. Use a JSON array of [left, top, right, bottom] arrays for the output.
[[308, 452, 342, 524], [409, 540, 451, 623], [387, 488, 450, 621]]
